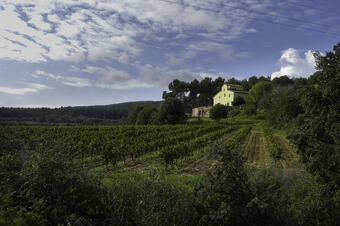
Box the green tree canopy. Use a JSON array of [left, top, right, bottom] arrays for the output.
[[157, 97, 185, 124], [291, 42, 340, 194], [128, 105, 145, 124], [136, 106, 158, 125], [210, 104, 230, 120], [249, 81, 271, 106], [232, 96, 246, 106]]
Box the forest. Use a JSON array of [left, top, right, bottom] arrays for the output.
[[0, 43, 339, 225], [0, 101, 161, 125]]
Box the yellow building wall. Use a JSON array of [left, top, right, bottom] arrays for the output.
[[213, 84, 248, 106], [213, 84, 235, 106]]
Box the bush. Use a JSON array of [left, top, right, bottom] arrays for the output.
[[232, 96, 246, 106], [106, 172, 197, 226], [136, 106, 158, 125], [194, 146, 255, 225], [210, 104, 230, 120], [228, 107, 241, 117], [243, 103, 257, 116]]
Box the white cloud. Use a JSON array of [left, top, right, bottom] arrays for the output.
[[81, 65, 152, 90], [0, 82, 50, 95], [138, 64, 199, 88], [271, 48, 317, 79], [34, 70, 91, 87], [0, 0, 270, 64], [0, 87, 38, 95]]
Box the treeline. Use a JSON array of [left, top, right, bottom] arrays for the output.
[[127, 76, 271, 125], [162, 76, 270, 112], [0, 101, 161, 125]]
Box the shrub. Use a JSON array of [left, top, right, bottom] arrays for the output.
[[210, 104, 230, 120]]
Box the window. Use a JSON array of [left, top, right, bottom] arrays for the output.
[[229, 94, 230, 98], [224, 94, 226, 97]]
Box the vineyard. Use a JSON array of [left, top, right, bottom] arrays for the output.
[[0, 124, 247, 170], [0, 122, 299, 174]]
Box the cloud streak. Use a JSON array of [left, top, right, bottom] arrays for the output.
[[34, 70, 91, 87], [0, 83, 50, 95]]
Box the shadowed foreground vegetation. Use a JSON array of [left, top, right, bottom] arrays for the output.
[[1, 141, 338, 226]]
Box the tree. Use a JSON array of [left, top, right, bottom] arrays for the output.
[[164, 79, 188, 102], [195, 146, 254, 225], [291, 42, 340, 197], [136, 106, 158, 125], [157, 98, 185, 124], [249, 81, 271, 107], [232, 96, 246, 106], [128, 105, 144, 124], [210, 104, 230, 120], [271, 75, 294, 87]]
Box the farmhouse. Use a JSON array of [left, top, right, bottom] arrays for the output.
[[213, 84, 249, 106], [191, 106, 212, 118]]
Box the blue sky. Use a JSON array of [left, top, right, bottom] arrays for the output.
[[0, 0, 339, 107]]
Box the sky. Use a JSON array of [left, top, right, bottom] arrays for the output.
[[0, 0, 339, 107]]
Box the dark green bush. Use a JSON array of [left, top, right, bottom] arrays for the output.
[[210, 104, 230, 120]]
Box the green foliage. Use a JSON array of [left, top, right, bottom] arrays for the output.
[[232, 95, 246, 106], [0, 150, 116, 225], [271, 75, 294, 87], [1, 122, 339, 225], [290, 42, 340, 195], [20, 151, 111, 224], [160, 126, 238, 167], [105, 172, 198, 226], [264, 129, 283, 162], [128, 105, 145, 124], [228, 107, 241, 117], [157, 97, 185, 124], [0, 101, 161, 125], [249, 81, 271, 106], [163, 77, 225, 111], [209, 104, 230, 120], [243, 103, 257, 116], [136, 106, 158, 125], [264, 85, 304, 128], [195, 147, 252, 225]]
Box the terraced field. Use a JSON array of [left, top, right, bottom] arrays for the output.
[[243, 132, 270, 168], [273, 135, 300, 168], [242, 131, 298, 168]]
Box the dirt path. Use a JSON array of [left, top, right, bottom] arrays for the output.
[[273, 135, 300, 168], [243, 132, 269, 168]]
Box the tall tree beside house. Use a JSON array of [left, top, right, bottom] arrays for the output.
[[163, 77, 225, 112], [232, 96, 246, 106], [249, 81, 271, 107], [136, 106, 158, 125], [290, 43, 340, 216], [187, 79, 200, 109], [157, 97, 185, 124]]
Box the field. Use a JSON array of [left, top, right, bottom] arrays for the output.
[[1, 117, 300, 181]]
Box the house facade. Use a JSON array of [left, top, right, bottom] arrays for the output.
[[213, 84, 249, 106]]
